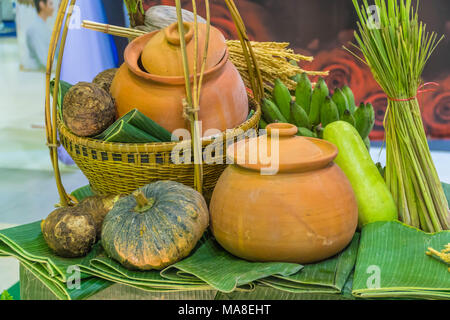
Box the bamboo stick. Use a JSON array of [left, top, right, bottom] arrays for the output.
[[45, 0, 69, 141], [45, 0, 74, 207], [223, 0, 258, 101], [49, 0, 78, 207], [82, 20, 146, 38], [174, 0, 203, 193], [225, 0, 264, 101], [191, 0, 202, 193]]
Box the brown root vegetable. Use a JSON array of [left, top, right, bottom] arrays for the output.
[[41, 206, 97, 258], [93, 68, 118, 93], [78, 195, 121, 238], [62, 82, 116, 137]]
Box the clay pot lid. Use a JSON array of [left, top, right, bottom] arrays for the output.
[[228, 123, 338, 174], [140, 21, 227, 77]]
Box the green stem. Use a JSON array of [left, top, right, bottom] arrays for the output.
[[134, 191, 155, 212]]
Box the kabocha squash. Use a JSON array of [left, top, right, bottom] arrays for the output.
[[101, 181, 209, 270]]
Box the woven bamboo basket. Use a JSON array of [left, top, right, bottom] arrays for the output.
[[57, 98, 259, 199], [45, 0, 264, 206]]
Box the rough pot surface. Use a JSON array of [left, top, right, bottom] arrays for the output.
[[210, 123, 358, 264]]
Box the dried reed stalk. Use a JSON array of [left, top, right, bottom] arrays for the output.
[[45, 0, 75, 207]]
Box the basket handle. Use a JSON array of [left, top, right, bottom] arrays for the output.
[[224, 0, 264, 102], [45, 0, 78, 207]]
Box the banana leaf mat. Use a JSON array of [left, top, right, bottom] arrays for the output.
[[2, 183, 448, 299], [0, 222, 111, 300], [352, 182, 450, 300], [0, 221, 302, 299], [79, 239, 302, 294], [352, 220, 450, 300], [258, 233, 360, 294]]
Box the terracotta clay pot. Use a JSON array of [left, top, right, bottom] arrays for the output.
[[110, 22, 249, 136], [210, 123, 358, 264]]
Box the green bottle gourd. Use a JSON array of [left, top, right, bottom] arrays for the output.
[[323, 121, 398, 227]]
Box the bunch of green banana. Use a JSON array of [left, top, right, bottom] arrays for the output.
[[260, 75, 375, 146]]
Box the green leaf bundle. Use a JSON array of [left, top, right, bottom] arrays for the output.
[[349, 0, 449, 232]]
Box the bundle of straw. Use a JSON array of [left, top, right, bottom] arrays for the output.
[[349, 0, 449, 232], [227, 40, 328, 95], [426, 244, 450, 272]]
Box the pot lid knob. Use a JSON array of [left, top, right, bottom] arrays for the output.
[[140, 21, 227, 77], [266, 123, 298, 137], [229, 123, 338, 174], [164, 22, 194, 46]]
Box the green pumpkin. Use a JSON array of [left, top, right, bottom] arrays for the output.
[[101, 181, 209, 270]]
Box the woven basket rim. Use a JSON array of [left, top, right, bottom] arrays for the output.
[[57, 96, 261, 153]]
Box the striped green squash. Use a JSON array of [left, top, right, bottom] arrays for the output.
[[101, 181, 209, 271]]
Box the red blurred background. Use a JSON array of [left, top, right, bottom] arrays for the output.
[[142, 0, 450, 140]]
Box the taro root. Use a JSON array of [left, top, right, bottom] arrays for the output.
[[41, 206, 97, 258], [92, 68, 118, 93], [62, 82, 116, 137], [79, 195, 121, 238]]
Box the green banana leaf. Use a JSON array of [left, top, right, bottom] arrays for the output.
[[352, 220, 450, 300], [258, 233, 360, 294], [79, 252, 213, 293], [102, 121, 161, 143], [2, 183, 448, 299], [0, 222, 301, 297], [95, 109, 173, 143], [215, 281, 356, 300], [49, 79, 73, 119], [49, 79, 172, 144], [161, 239, 303, 293], [0, 222, 112, 300], [78, 238, 301, 293], [71, 184, 95, 201], [352, 183, 450, 300]]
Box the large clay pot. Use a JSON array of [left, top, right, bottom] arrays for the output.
[[110, 22, 248, 136], [210, 123, 358, 264]]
